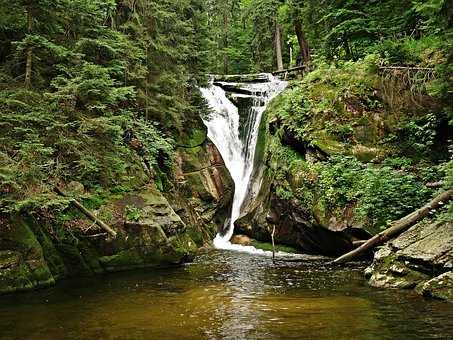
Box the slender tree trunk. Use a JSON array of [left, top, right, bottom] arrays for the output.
[[343, 36, 352, 59], [223, 12, 229, 74], [271, 225, 276, 263], [275, 25, 283, 71], [24, 6, 33, 89], [54, 187, 118, 238], [294, 19, 310, 65], [145, 47, 149, 122]]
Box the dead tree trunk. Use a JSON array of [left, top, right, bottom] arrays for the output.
[[275, 25, 284, 71], [223, 12, 229, 74], [333, 190, 453, 264], [54, 187, 118, 238], [294, 19, 310, 65], [24, 6, 33, 89]]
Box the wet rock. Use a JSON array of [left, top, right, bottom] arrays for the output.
[[0, 219, 55, 294], [231, 234, 252, 246], [168, 137, 234, 243], [237, 195, 353, 257], [365, 221, 453, 301], [0, 186, 199, 295], [213, 82, 266, 96], [421, 271, 453, 301]]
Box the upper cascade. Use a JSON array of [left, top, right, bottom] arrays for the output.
[[200, 73, 287, 254]]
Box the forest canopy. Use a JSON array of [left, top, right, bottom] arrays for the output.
[[0, 0, 452, 214]]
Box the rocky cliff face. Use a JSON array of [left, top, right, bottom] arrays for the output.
[[0, 107, 233, 295], [236, 187, 354, 256], [234, 58, 450, 261], [365, 220, 453, 301]]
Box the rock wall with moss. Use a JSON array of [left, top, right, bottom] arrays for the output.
[[237, 55, 452, 257], [0, 98, 233, 295]]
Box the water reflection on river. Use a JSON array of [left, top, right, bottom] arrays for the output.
[[0, 250, 452, 339]]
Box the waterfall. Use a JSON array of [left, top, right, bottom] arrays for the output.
[[200, 74, 287, 253]]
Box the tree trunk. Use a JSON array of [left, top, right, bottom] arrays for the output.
[[223, 12, 229, 74], [275, 25, 284, 71], [54, 187, 118, 238], [24, 6, 33, 89], [294, 19, 310, 65], [271, 225, 276, 262], [343, 36, 352, 60], [272, 65, 305, 75], [332, 190, 453, 264]]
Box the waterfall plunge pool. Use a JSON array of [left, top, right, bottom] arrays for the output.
[[0, 250, 452, 340]]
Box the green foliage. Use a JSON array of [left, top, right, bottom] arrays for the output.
[[272, 152, 434, 231], [265, 53, 449, 233], [0, 0, 210, 213], [205, 0, 451, 74], [124, 205, 142, 222], [355, 165, 430, 229]]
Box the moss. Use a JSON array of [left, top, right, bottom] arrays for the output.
[[54, 242, 95, 276], [99, 250, 145, 271], [251, 240, 299, 254], [33, 226, 67, 279], [352, 144, 381, 162], [421, 272, 453, 301], [311, 131, 346, 156], [171, 233, 198, 256], [0, 217, 55, 294], [187, 128, 207, 148]]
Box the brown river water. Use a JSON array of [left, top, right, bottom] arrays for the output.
[[0, 250, 452, 340]]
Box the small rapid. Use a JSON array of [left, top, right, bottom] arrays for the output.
[[200, 74, 287, 253]]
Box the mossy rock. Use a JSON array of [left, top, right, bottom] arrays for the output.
[[99, 250, 146, 271], [251, 240, 299, 254], [366, 221, 453, 299], [31, 224, 67, 279], [352, 144, 382, 162], [311, 134, 345, 155], [421, 271, 453, 301], [0, 217, 55, 294]]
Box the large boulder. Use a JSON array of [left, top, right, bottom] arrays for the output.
[[0, 186, 198, 295], [237, 193, 353, 257], [365, 220, 453, 301], [0, 219, 55, 294]]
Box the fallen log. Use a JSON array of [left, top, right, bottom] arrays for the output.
[[212, 73, 270, 83], [332, 189, 453, 264], [272, 65, 306, 75], [352, 240, 367, 247], [54, 186, 118, 238]]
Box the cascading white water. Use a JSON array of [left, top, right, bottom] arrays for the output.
[[200, 74, 287, 253]]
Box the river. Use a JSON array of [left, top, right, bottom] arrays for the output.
[[0, 250, 452, 340]]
